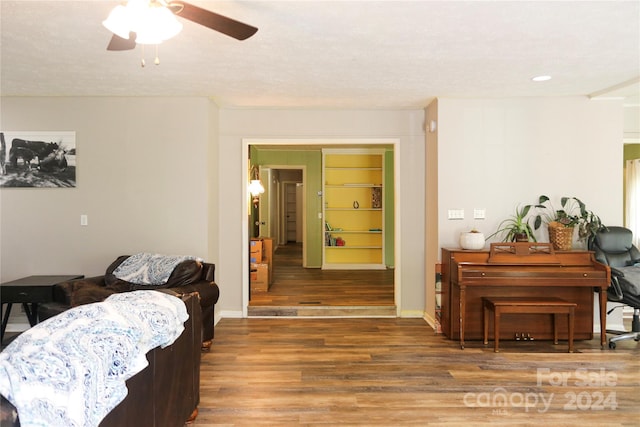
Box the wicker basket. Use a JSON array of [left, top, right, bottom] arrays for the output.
[[548, 223, 574, 251]]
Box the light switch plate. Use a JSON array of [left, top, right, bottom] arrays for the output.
[[448, 209, 464, 220], [473, 208, 486, 219]]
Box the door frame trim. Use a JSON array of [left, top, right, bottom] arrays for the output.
[[267, 167, 307, 260], [241, 138, 401, 318], [282, 179, 303, 245]]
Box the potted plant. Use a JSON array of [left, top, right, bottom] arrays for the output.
[[486, 204, 536, 242], [578, 209, 606, 248], [532, 195, 605, 250]]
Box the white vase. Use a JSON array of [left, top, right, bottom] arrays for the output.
[[460, 232, 485, 250]]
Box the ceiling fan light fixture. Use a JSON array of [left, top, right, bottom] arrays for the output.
[[135, 3, 183, 44], [103, 0, 183, 44], [102, 5, 132, 39]]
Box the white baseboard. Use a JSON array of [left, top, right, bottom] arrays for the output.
[[219, 310, 243, 319], [5, 323, 30, 333], [423, 312, 439, 332], [400, 309, 424, 318], [605, 322, 627, 333]]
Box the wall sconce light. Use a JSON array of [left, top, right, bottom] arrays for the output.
[[248, 165, 265, 207]]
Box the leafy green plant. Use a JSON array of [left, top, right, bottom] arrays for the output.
[[532, 195, 580, 229], [577, 209, 606, 247], [486, 204, 536, 242], [532, 195, 605, 246]]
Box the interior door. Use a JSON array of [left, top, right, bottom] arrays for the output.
[[285, 182, 297, 242], [296, 183, 303, 242], [258, 167, 273, 238]]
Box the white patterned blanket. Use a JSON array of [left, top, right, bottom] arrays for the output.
[[112, 253, 200, 286], [0, 290, 188, 427]]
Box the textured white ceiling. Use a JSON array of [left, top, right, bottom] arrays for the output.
[[1, 0, 639, 108]]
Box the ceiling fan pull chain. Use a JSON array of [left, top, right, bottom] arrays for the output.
[[154, 45, 160, 65], [141, 44, 146, 68]]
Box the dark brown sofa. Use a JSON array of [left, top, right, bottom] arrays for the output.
[[37, 255, 220, 347], [1, 290, 202, 427]]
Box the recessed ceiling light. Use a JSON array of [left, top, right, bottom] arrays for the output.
[[532, 75, 552, 82]]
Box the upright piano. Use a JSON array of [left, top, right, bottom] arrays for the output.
[[440, 243, 611, 349]]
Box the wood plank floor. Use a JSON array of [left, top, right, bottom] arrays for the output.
[[249, 243, 395, 317], [194, 317, 640, 426]]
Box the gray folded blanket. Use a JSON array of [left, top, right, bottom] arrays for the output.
[[617, 265, 640, 295]]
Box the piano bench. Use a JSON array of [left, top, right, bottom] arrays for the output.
[[482, 297, 577, 353]]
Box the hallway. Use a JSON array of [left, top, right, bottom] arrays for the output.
[[248, 243, 395, 316]]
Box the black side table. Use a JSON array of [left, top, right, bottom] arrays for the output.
[[1, 274, 83, 343]]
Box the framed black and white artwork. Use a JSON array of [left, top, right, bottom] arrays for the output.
[[0, 131, 76, 188]]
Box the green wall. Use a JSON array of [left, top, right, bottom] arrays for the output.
[[624, 144, 640, 161], [384, 149, 395, 267], [252, 147, 396, 269], [253, 148, 324, 267]]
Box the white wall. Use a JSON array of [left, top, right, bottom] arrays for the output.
[[437, 97, 623, 253], [0, 97, 213, 326], [1, 96, 624, 327], [217, 108, 426, 317], [624, 105, 639, 142], [429, 96, 624, 331]]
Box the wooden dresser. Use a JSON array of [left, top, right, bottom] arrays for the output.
[[440, 243, 611, 349]]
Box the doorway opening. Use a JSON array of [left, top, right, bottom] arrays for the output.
[[254, 165, 307, 267], [284, 181, 304, 245], [243, 139, 400, 317]]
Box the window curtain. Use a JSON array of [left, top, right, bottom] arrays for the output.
[[626, 159, 640, 247]]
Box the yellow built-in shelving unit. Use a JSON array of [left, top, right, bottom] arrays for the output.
[[322, 148, 385, 269]]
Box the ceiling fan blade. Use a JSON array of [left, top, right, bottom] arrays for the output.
[[106, 33, 137, 51], [172, 1, 258, 40]]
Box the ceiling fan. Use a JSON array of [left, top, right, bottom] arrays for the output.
[[105, 0, 258, 51]]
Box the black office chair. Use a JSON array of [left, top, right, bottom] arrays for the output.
[[590, 226, 640, 349]]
